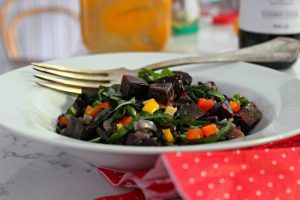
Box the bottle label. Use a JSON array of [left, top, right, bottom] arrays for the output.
[[239, 0, 300, 34]]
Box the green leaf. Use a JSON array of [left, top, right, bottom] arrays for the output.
[[126, 105, 137, 117], [232, 93, 240, 103], [138, 111, 172, 120], [206, 89, 226, 101], [240, 98, 249, 106], [165, 119, 210, 126], [231, 93, 249, 106], [65, 106, 77, 118], [160, 68, 174, 77], [108, 119, 136, 143], [185, 86, 206, 101], [89, 137, 101, 143], [138, 68, 174, 82], [114, 97, 136, 112]]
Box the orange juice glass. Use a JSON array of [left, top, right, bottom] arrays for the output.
[[80, 0, 171, 53]]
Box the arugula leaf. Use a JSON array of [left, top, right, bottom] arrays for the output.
[[138, 68, 174, 82], [160, 68, 174, 77], [206, 89, 226, 101], [89, 137, 101, 143], [113, 97, 136, 112], [185, 86, 206, 101], [232, 93, 249, 106], [108, 119, 136, 143], [126, 105, 137, 117]]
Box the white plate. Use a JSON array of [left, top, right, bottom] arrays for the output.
[[0, 53, 300, 170]]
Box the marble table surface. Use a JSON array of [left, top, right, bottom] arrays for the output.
[[1, 24, 300, 200]]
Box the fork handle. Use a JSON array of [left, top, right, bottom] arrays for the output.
[[143, 37, 300, 71]]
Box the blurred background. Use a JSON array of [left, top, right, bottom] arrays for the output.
[[0, 0, 239, 73]]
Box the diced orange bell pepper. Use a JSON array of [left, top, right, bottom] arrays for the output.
[[197, 98, 215, 112], [230, 100, 240, 113], [84, 102, 111, 118], [119, 116, 133, 126], [186, 128, 204, 140], [59, 115, 69, 126], [201, 124, 219, 137]]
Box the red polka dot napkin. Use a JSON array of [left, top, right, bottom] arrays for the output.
[[96, 134, 300, 200]]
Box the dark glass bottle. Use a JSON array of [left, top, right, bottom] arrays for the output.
[[239, 0, 300, 69]]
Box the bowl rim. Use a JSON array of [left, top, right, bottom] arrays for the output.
[[0, 52, 300, 155]]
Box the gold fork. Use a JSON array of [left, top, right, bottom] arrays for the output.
[[33, 37, 300, 94]]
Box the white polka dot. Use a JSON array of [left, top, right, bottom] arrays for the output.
[[278, 174, 285, 179], [272, 160, 277, 165], [224, 157, 229, 163], [224, 193, 230, 199], [297, 179, 300, 185], [176, 152, 182, 157], [274, 197, 281, 200], [267, 182, 273, 188], [281, 153, 287, 158], [182, 163, 189, 169], [213, 163, 219, 169], [286, 188, 292, 194], [194, 157, 200, 163], [189, 177, 196, 184], [201, 171, 207, 177], [206, 151, 212, 157], [196, 190, 204, 197], [254, 154, 260, 159], [241, 164, 247, 170], [229, 172, 235, 177], [256, 190, 262, 196], [219, 178, 226, 184], [260, 169, 265, 175], [264, 148, 270, 152], [236, 185, 243, 191], [248, 177, 255, 182], [208, 183, 215, 190], [289, 166, 295, 171], [236, 149, 241, 154], [291, 147, 296, 151]]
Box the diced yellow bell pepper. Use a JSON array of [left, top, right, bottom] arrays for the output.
[[116, 123, 123, 130], [142, 98, 159, 114], [162, 128, 175, 143], [164, 105, 177, 116]]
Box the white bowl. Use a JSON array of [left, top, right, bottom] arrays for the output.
[[1, 53, 300, 170]]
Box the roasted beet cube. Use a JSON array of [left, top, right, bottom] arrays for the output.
[[174, 71, 192, 85], [120, 75, 149, 98], [62, 117, 97, 140], [238, 102, 262, 127], [177, 103, 204, 120], [148, 83, 174, 105], [156, 74, 185, 94], [211, 100, 234, 120]]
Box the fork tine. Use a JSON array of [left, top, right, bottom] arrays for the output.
[[36, 82, 82, 94], [34, 74, 109, 88], [32, 62, 112, 75], [33, 66, 112, 82]]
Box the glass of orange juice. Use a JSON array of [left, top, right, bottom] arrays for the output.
[[80, 0, 171, 53]]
